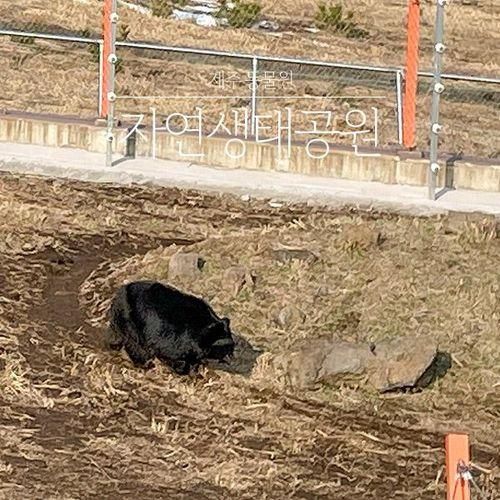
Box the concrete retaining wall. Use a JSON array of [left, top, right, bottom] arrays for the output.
[[0, 112, 498, 192]]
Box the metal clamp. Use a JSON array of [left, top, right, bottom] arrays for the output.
[[431, 123, 443, 134], [435, 43, 446, 54], [457, 461, 473, 482], [434, 82, 445, 94]]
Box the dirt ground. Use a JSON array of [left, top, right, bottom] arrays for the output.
[[0, 172, 498, 499]]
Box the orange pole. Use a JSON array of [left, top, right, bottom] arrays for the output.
[[101, 0, 112, 118], [403, 0, 420, 149], [445, 433, 471, 500]]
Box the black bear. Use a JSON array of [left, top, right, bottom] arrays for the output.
[[106, 280, 235, 375]]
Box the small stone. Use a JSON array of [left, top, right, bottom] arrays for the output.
[[269, 200, 283, 208], [256, 20, 280, 31], [276, 305, 306, 328], [223, 266, 256, 296], [272, 247, 318, 264], [168, 252, 205, 280], [342, 224, 383, 251], [241, 194, 251, 202]]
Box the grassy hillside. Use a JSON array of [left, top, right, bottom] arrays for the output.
[[0, 173, 498, 498], [0, 0, 498, 74]]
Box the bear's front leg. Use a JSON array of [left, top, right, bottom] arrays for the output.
[[104, 327, 124, 351], [124, 341, 152, 369]]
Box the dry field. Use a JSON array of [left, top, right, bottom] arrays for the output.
[[1, 0, 499, 74], [0, 0, 499, 156], [0, 172, 499, 499]]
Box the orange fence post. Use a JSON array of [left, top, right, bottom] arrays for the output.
[[101, 0, 112, 118], [403, 0, 421, 149], [445, 433, 471, 500]]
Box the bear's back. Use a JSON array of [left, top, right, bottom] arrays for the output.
[[126, 280, 218, 333]]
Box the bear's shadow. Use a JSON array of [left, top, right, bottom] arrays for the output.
[[206, 334, 263, 376]]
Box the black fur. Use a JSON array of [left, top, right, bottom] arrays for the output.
[[106, 280, 235, 375]]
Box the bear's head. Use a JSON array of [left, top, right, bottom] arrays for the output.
[[200, 317, 235, 362]]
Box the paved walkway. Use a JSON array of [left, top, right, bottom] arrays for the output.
[[0, 143, 499, 217]]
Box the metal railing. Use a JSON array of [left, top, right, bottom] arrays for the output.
[[0, 28, 499, 158]]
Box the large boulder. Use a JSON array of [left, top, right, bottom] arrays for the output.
[[264, 335, 448, 392], [271, 339, 372, 389], [365, 336, 443, 392]]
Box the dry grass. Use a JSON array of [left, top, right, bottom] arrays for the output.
[[2, 0, 499, 73], [0, 172, 498, 498], [81, 210, 500, 431]]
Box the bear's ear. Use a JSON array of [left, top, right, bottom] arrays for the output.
[[221, 317, 230, 329]]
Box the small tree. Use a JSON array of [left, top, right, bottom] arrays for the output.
[[315, 3, 368, 38], [218, 0, 262, 29], [151, 0, 187, 18]]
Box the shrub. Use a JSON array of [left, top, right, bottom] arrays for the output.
[[79, 29, 100, 63], [218, 0, 262, 29], [115, 57, 124, 75], [119, 23, 131, 41], [11, 53, 30, 69], [151, 0, 186, 18], [315, 3, 368, 38], [12, 35, 35, 45]]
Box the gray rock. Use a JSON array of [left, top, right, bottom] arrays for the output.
[[256, 20, 280, 31], [366, 336, 440, 392], [168, 252, 205, 280], [276, 305, 306, 328], [181, 4, 218, 14], [319, 341, 373, 383], [271, 335, 445, 392], [271, 247, 318, 264], [223, 266, 256, 296], [274, 338, 371, 388]]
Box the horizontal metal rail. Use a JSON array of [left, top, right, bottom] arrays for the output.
[[2, 28, 499, 85], [0, 28, 101, 45], [1, 27, 499, 94], [115, 39, 401, 74], [418, 70, 500, 85]]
